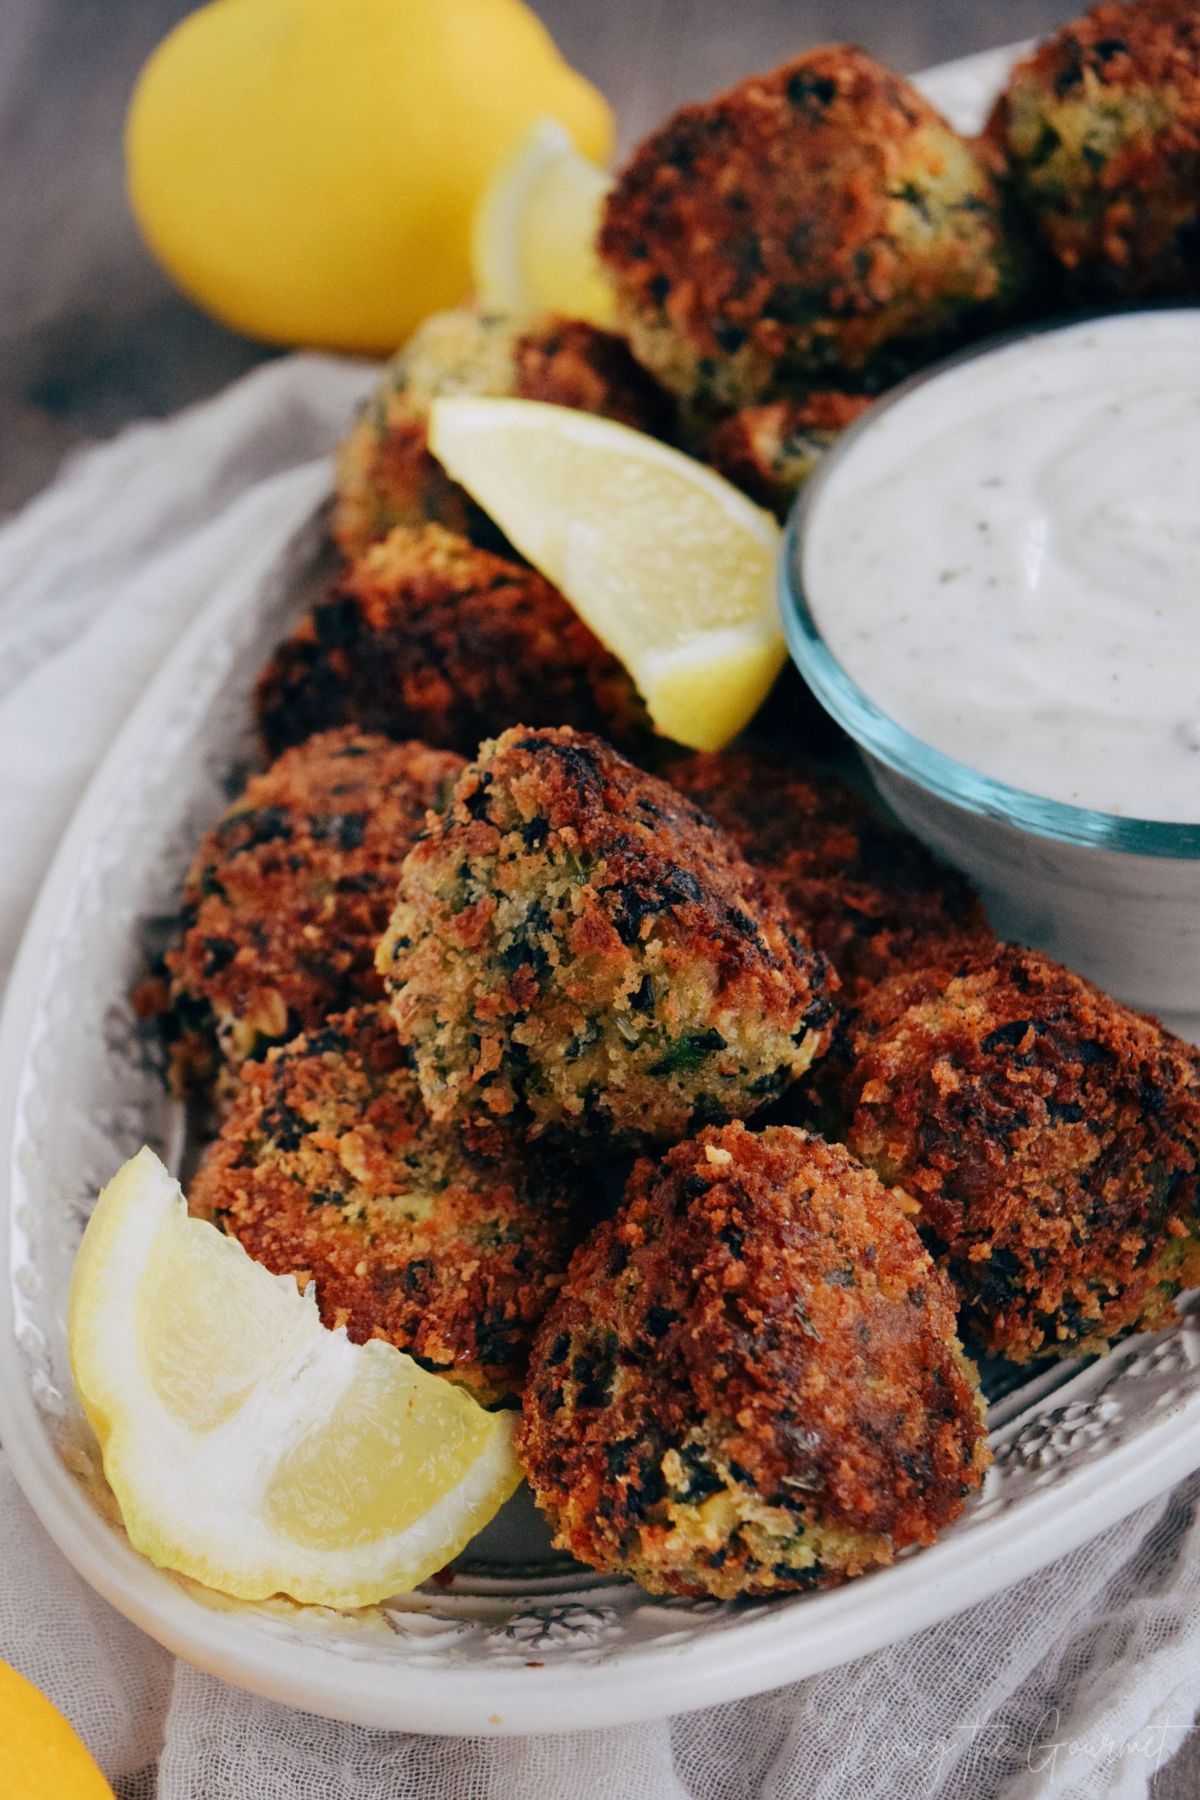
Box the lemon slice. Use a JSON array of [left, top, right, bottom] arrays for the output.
[[472, 117, 616, 326], [428, 397, 786, 749], [68, 1148, 519, 1608]]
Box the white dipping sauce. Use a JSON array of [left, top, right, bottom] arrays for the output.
[[803, 310, 1200, 822]]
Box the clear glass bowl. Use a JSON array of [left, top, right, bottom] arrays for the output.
[[777, 335, 1200, 1029]]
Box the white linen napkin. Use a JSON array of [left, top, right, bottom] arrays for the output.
[[0, 357, 1197, 1800]]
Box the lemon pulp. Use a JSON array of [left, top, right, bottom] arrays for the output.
[[428, 397, 785, 750], [473, 117, 616, 325], [69, 1149, 520, 1608]]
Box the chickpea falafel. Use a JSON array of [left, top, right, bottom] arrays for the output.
[[988, 0, 1200, 300], [333, 307, 676, 560], [519, 1122, 989, 1598], [191, 1007, 580, 1404], [845, 943, 1200, 1361], [599, 46, 1024, 415], [665, 747, 990, 1004], [150, 729, 463, 1093], [703, 392, 873, 517], [378, 727, 839, 1149], [255, 524, 648, 761]]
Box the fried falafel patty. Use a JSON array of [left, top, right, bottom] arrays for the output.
[[704, 392, 872, 517], [191, 1007, 579, 1404], [519, 1122, 988, 1597], [665, 748, 990, 1004], [988, 0, 1200, 300], [599, 46, 1023, 414], [845, 943, 1200, 1361], [256, 524, 648, 760], [153, 729, 463, 1092], [333, 307, 675, 559], [378, 727, 838, 1148]]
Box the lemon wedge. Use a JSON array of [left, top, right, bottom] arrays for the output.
[[68, 1148, 520, 1608], [472, 117, 616, 326], [428, 397, 785, 749], [0, 1660, 114, 1798]]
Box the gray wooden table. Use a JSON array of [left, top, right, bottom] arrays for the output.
[[1, 1, 1197, 1791]]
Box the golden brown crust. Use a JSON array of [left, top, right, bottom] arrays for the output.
[[153, 729, 463, 1092], [511, 316, 676, 434], [600, 45, 1023, 412], [704, 393, 872, 517], [191, 1007, 580, 1404], [988, 0, 1200, 298], [664, 747, 990, 1004], [845, 943, 1200, 1360], [332, 308, 675, 560], [379, 727, 839, 1148], [333, 407, 488, 557], [255, 525, 648, 760], [518, 1121, 988, 1597]]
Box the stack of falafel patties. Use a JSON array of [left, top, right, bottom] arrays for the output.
[[145, 1, 1200, 1600]]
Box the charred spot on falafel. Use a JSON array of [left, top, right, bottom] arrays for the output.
[[378, 727, 839, 1148], [704, 392, 873, 517], [988, 0, 1200, 300], [845, 942, 1200, 1360], [151, 729, 462, 1094], [256, 524, 648, 760], [665, 746, 990, 1004], [519, 1121, 989, 1597], [191, 1006, 581, 1404], [600, 45, 1025, 415]]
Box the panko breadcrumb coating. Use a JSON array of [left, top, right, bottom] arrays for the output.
[[519, 1122, 989, 1598], [333, 307, 675, 559], [191, 1007, 580, 1405], [665, 747, 990, 1004], [599, 46, 1024, 414], [150, 729, 462, 1093], [988, 0, 1200, 300], [705, 392, 872, 517], [845, 943, 1200, 1361], [378, 727, 838, 1149], [255, 524, 648, 760]]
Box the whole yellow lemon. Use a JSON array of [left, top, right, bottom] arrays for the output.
[[126, 0, 613, 353], [0, 1659, 114, 1798]]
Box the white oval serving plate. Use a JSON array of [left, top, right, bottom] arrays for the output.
[[6, 43, 1200, 1737]]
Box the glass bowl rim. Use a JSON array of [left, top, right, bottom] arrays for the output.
[[779, 304, 1200, 861]]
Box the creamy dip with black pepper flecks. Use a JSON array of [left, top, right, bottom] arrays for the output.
[[802, 309, 1200, 822]]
